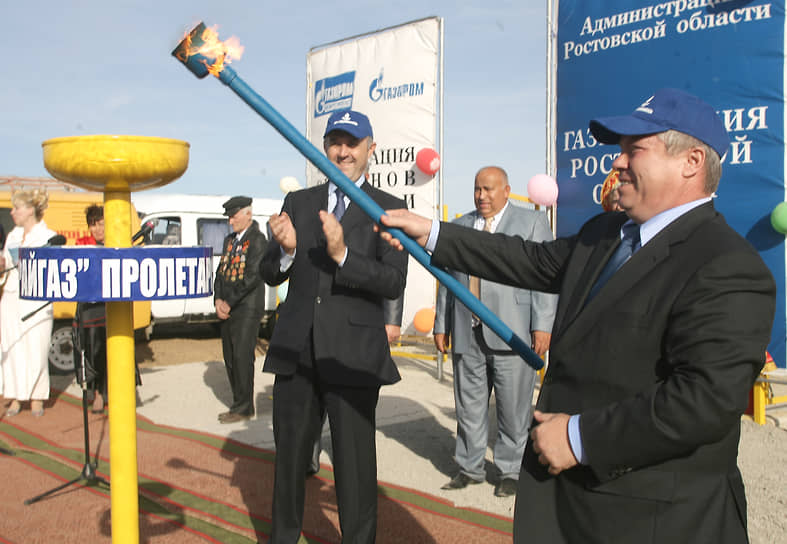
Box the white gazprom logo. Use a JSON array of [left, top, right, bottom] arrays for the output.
[[313, 71, 355, 117], [333, 112, 358, 127], [636, 96, 655, 115]]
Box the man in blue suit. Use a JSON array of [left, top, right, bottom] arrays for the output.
[[435, 166, 557, 497]]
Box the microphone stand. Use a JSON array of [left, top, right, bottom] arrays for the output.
[[14, 235, 69, 321], [25, 318, 109, 504], [22, 301, 51, 322]]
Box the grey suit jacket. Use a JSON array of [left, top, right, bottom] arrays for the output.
[[434, 203, 557, 353]]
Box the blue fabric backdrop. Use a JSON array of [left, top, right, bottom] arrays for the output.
[[554, 0, 786, 365]]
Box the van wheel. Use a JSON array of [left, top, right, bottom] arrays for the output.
[[49, 324, 75, 375]]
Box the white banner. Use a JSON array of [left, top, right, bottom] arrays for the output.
[[306, 17, 442, 333]]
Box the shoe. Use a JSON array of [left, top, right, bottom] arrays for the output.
[[494, 478, 518, 497], [31, 400, 44, 418], [91, 393, 105, 414], [219, 412, 253, 424], [441, 472, 482, 490], [5, 401, 21, 417], [217, 411, 232, 421]]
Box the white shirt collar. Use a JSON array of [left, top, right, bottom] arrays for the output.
[[235, 225, 250, 241], [330, 176, 364, 194], [474, 201, 509, 233], [624, 197, 712, 246]]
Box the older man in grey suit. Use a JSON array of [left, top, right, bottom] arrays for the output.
[[435, 166, 557, 497]]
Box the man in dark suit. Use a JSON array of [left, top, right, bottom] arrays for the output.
[[380, 88, 775, 543], [307, 293, 404, 477], [261, 109, 408, 544], [214, 196, 268, 424]]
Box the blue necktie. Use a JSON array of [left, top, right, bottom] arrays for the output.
[[333, 188, 346, 220], [587, 222, 640, 302]]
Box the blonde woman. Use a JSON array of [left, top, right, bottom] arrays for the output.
[[1, 189, 57, 417]]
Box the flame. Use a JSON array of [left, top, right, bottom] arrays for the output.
[[180, 24, 244, 77]]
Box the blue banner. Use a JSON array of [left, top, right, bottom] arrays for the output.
[[554, 1, 786, 364], [18, 247, 213, 302]]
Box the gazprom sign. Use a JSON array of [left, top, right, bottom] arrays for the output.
[[18, 246, 213, 302], [313, 70, 356, 117]]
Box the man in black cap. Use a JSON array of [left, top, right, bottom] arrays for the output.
[[261, 109, 408, 543], [379, 88, 775, 543], [214, 196, 268, 423]]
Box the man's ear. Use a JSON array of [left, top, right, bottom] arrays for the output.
[[683, 146, 705, 178]]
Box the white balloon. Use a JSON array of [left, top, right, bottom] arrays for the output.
[[279, 176, 302, 193]]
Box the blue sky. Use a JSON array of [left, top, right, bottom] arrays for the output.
[[1, 1, 547, 217]]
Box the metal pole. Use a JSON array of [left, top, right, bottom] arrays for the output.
[[436, 17, 446, 381], [104, 189, 139, 544]]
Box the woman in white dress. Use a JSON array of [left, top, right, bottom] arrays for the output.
[[1, 189, 57, 417]]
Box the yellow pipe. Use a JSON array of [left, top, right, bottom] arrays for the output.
[[104, 189, 139, 543], [752, 380, 767, 425]]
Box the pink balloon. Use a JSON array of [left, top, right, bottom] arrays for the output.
[[527, 174, 559, 206], [416, 148, 441, 176]]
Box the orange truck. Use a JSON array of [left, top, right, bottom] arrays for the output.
[[0, 183, 151, 374]]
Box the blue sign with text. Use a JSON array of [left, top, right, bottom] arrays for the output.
[[18, 246, 213, 302], [555, 0, 786, 363]]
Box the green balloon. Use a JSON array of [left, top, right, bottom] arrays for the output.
[[771, 202, 787, 234]]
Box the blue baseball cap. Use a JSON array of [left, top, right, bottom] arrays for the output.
[[323, 110, 374, 140], [589, 88, 729, 158]]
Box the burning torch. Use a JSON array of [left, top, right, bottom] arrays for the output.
[[172, 22, 543, 370]]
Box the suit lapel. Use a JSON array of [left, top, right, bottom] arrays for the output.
[[496, 205, 516, 234], [315, 182, 329, 212], [553, 215, 627, 337], [339, 182, 377, 231], [556, 202, 716, 345], [297, 184, 329, 251]]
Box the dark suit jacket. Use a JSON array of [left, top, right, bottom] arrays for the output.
[[261, 182, 408, 387], [432, 202, 775, 543], [214, 220, 268, 318]]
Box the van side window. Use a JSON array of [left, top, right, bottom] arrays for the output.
[[151, 217, 182, 245], [198, 218, 231, 255]]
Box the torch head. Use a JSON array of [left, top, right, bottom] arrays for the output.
[[172, 22, 213, 78], [172, 22, 245, 80]]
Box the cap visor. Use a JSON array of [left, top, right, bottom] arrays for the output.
[[590, 115, 669, 144]]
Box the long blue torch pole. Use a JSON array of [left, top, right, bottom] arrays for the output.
[[172, 26, 542, 370]]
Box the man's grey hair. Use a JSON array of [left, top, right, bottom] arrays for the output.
[[658, 130, 721, 194]]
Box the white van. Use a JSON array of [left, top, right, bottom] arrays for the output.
[[132, 193, 283, 337]]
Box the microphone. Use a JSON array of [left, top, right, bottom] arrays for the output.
[[132, 219, 157, 243], [47, 234, 67, 246]]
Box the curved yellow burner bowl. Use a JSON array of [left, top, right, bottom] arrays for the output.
[[42, 135, 190, 191]]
